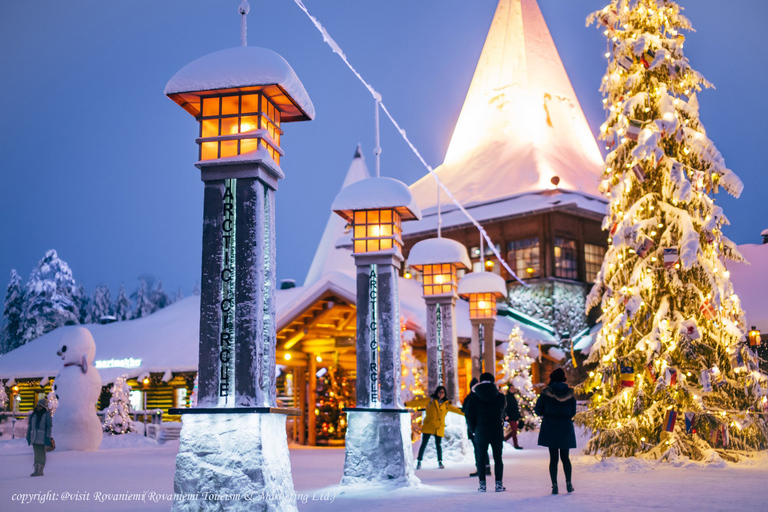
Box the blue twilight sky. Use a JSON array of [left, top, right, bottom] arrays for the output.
[[0, 0, 765, 299]]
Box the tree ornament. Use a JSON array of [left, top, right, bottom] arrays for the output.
[[620, 366, 636, 387], [663, 409, 678, 433], [618, 55, 634, 71], [699, 300, 717, 321], [664, 367, 678, 387], [627, 119, 645, 141], [635, 235, 654, 257], [662, 248, 679, 269], [684, 412, 695, 434], [631, 164, 647, 183]]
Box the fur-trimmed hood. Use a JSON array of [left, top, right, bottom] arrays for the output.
[[542, 382, 574, 402], [472, 381, 501, 402]]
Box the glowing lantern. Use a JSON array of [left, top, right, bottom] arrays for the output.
[[332, 177, 421, 256], [749, 327, 762, 347], [458, 271, 507, 320], [408, 238, 471, 296]]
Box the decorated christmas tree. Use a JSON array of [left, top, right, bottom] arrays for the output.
[[46, 389, 58, 416], [577, 0, 768, 460], [103, 375, 135, 435], [315, 366, 353, 442], [0, 384, 7, 411], [400, 325, 425, 404], [500, 326, 539, 430]]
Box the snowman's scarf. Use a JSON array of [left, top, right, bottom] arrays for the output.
[[64, 356, 88, 374]]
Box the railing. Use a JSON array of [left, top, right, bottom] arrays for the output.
[[0, 411, 30, 440]]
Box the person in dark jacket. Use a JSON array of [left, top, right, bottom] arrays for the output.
[[535, 368, 576, 494], [504, 385, 523, 449], [464, 372, 506, 492], [26, 399, 53, 477], [462, 378, 490, 477]]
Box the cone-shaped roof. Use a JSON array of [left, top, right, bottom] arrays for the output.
[[411, 0, 603, 213], [303, 146, 370, 287]]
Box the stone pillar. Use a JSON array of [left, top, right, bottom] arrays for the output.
[[482, 320, 496, 375], [470, 320, 482, 381], [342, 254, 418, 487]]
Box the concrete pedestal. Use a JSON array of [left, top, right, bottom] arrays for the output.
[[341, 411, 418, 486], [172, 413, 296, 512]]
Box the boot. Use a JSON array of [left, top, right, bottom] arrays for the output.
[[469, 471, 479, 477], [514, 445, 523, 450], [551, 483, 558, 495], [37, 464, 44, 476], [478, 482, 486, 492], [30, 465, 37, 477], [438, 462, 445, 469], [415, 460, 421, 470], [495, 481, 506, 492], [566, 481, 574, 493]]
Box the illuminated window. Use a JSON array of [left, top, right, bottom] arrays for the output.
[[198, 92, 283, 164], [422, 264, 458, 296], [507, 238, 540, 279], [175, 388, 188, 408], [585, 243, 606, 283], [351, 209, 403, 254], [469, 293, 497, 319], [554, 238, 578, 280], [129, 390, 144, 412], [470, 243, 500, 274]]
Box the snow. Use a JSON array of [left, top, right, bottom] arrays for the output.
[[457, 272, 507, 297], [728, 243, 768, 330], [331, 177, 421, 222], [407, 237, 471, 269], [409, 0, 604, 215], [165, 46, 315, 121], [2, 427, 768, 511]]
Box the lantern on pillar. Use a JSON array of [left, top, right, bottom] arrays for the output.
[[407, 237, 471, 402], [749, 327, 762, 348], [458, 272, 508, 378]]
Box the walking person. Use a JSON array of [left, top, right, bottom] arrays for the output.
[[535, 368, 576, 495], [462, 377, 489, 477], [26, 399, 53, 477], [406, 385, 463, 469], [464, 372, 506, 492], [504, 385, 524, 449]]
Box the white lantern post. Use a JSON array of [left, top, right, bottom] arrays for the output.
[[458, 272, 507, 379]]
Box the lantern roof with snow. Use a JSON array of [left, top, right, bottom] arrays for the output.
[[165, 46, 315, 122], [408, 237, 471, 270], [458, 271, 507, 298], [332, 177, 422, 222]]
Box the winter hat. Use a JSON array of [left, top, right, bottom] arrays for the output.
[[480, 372, 495, 383], [549, 368, 566, 383], [36, 399, 48, 409]]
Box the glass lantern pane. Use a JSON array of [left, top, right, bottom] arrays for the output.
[[354, 241, 365, 253], [201, 119, 219, 138], [354, 211, 366, 224], [240, 138, 258, 154], [200, 141, 218, 160], [220, 140, 237, 158], [381, 239, 392, 250], [240, 116, 258, 133], [202, 97, 220, 117], [368, 210, 380, 224], [380, 210, 392, 223], [354, 226, 366, 239], [241, 94, 259, 113], [222, 95, 239, 115], [381, 225, 392, 237], [221, 117, 239, 136]]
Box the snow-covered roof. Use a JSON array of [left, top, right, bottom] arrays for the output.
[[332, 177, 422, 222], [407, 237, 471, 270], [165, 46, 314, 122], [409, 0, 603, 215], [404, 189, 607, 236], [729, 243, 768, 331], [457, 272, 508, 298], [761, 229, 768, 237], [303, 146, 369, 287]]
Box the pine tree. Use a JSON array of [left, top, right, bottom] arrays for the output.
[[500, 326, 539, 430], [19, 250, 80, 344], [46, 389, 58, 416], [400, 326, 425, 403], [577, 0, 767, 460], [86, 285, 113, 324], [114, 284, 132, 321], [103, 375, 135, 435], [74, 284, 88, 324], [133, 280, 154, 319], [174, 288, 184, 304], [150, 281, 170, 311], [0, 383, 8, 411], [1, 270, 24, 354], [315, 366, 353, 442]]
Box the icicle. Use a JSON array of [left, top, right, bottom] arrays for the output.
[[239, 0, 250, 47]]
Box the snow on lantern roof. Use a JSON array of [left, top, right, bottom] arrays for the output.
[[165, 46, 315, 122], [332, 177, 422, 222], [458, 271, 508, 298], [410, 0, 603, 214], [407, 237, 471, 270]]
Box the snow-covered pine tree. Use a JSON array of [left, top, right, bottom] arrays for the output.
[[133, 280, 154, 319], [500, 326, 539, 430], [174, 288, 183, 304], [400, 327, 425, 403], [1, 270, 24, 354], [19, 250, 80, 344], [150, 281, 170, 311], [114, 284, 132, 321], [86, 285, 112, 324], [577, 0, 768, 460], [103, 375, 135, 435], [74, 284, 88, 324], [0, 383, 8, 411], [46, 389, 58, 415]]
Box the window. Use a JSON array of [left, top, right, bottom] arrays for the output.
[[175, 388, 188, 408], [352, 209, 402, 253], [198, 92, 283, 164], [507, 238, 540, 279], [469, 293, 498, 319], [129, 390, 144, 412], [585, 243, 606, 283], [554, 238, 578, 280], [470, 243, 501, 274]]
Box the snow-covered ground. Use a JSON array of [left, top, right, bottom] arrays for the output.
[[1, 429, 766, 511]]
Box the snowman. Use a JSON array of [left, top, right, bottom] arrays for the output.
[[53, 326, 102, 451]]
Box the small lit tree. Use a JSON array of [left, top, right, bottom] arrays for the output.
[[500, 326, 539, 429], [316, 366, 353, 442], [0, 384, 7, 411], [400, 324, 425, 403], [46, 389, 58, 416], [103, 376, 135, 435]]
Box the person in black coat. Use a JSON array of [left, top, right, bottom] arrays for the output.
[[464, 372, 507, 492], [535, 368, 577, 495], [462, 377, 482, 477], [504, 386, 523, 449]]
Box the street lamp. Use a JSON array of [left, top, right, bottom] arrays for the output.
[[458, 271, 507, 379]]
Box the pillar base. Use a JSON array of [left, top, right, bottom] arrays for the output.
[[341, 411, 419, 487], [417, 411, 473, 464], [172, 413, 296, 511]]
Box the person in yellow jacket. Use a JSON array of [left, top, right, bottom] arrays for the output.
[[405, 386, 464, 469]]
